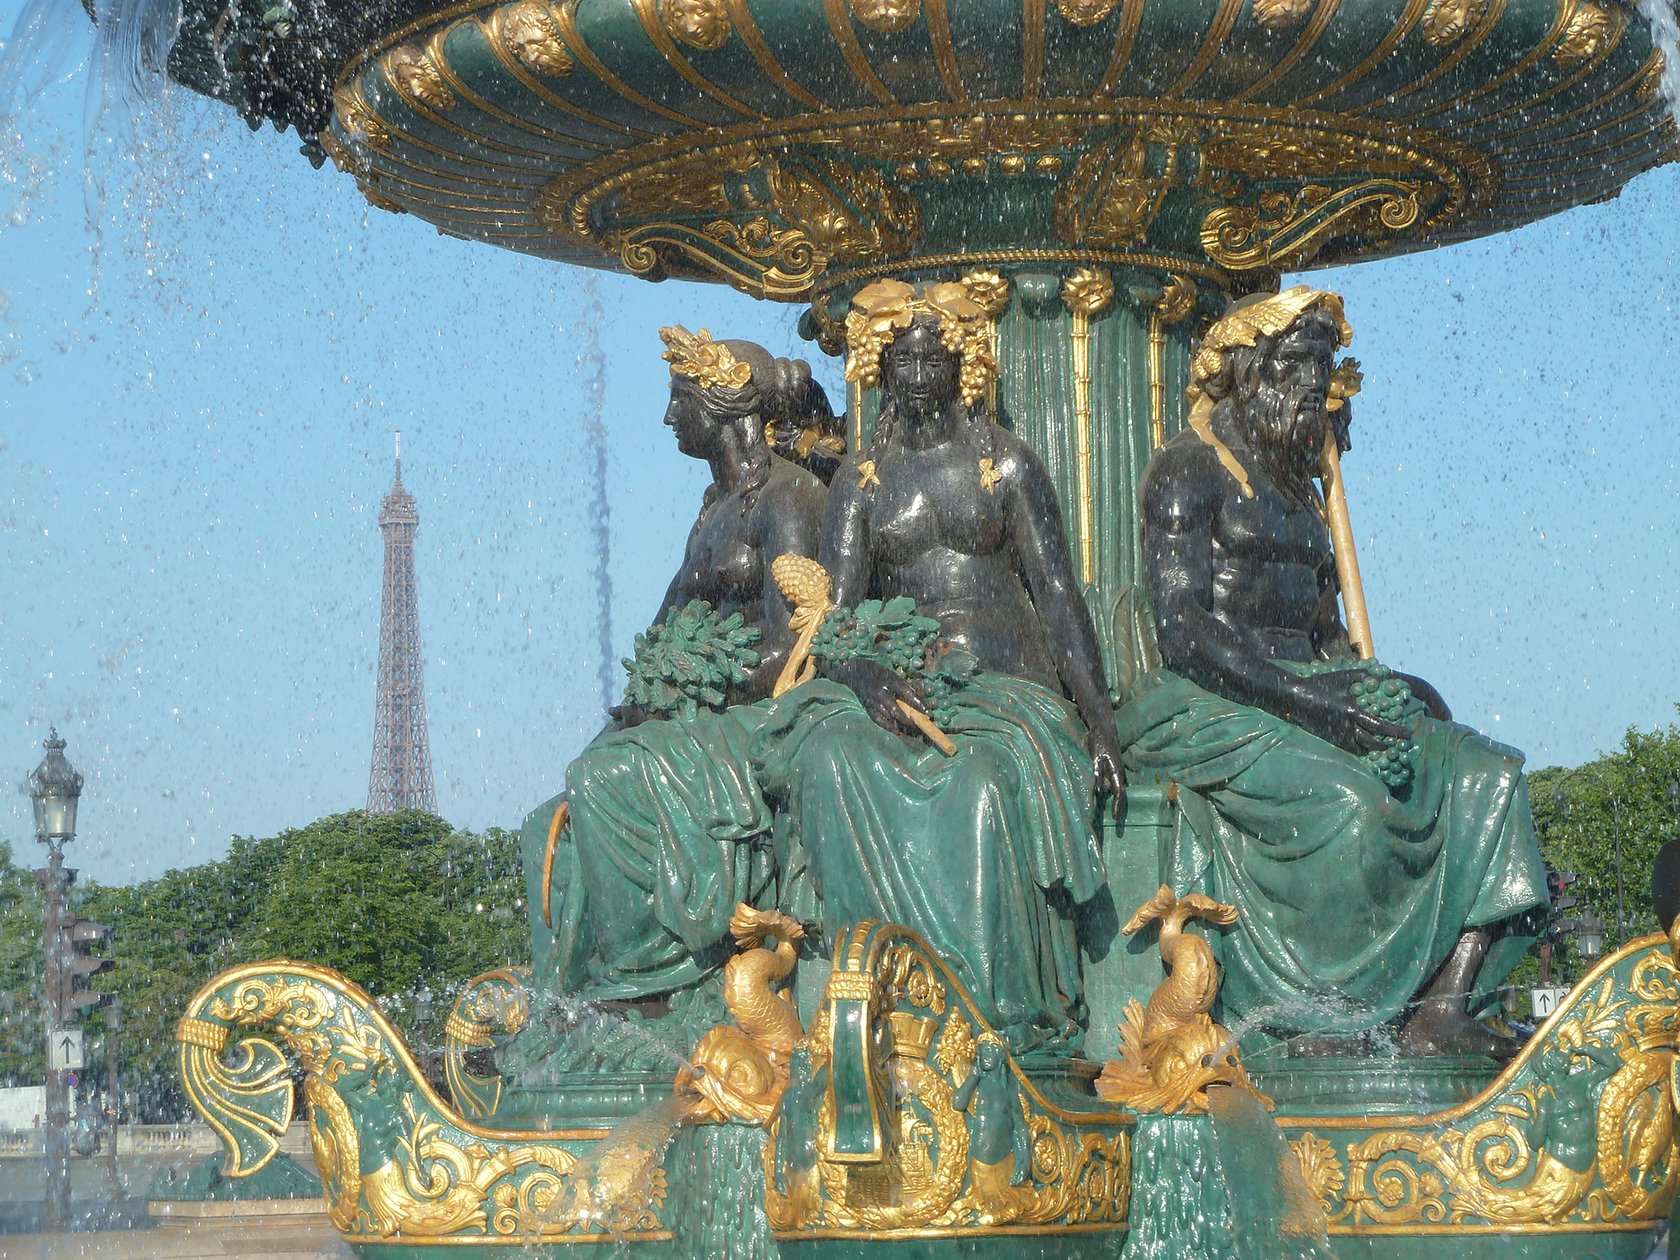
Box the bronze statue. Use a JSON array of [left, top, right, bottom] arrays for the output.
[[1126, 287, 1548, 1059], [752, 280, 1123, 1054], [536, 329, 831, 1010]]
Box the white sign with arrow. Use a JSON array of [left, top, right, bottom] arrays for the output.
[[48, 1029, 84, 1072]]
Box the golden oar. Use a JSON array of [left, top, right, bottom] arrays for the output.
[[1321, 360, 1373, 660]]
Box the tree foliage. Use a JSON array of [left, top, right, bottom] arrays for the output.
[[2, 811, 529, 1121], [1529, 711, 1680, 977]]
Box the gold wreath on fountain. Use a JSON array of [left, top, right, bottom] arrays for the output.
[[660, 324, 754, 391], [843, 279, 997, 408]]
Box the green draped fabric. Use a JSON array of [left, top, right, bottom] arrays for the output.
[[752, 675, 1105, 1055], [542, 702, 775, 1002], [1115, 668, 1548, 1037]]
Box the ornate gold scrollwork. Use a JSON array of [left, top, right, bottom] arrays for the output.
[[485, 0, 573, 76], [1054, 127, 1189, 249], [1201, 179, 1428, 271], [178, 962, 670, 1244], [1278, 937, 1680, 1235], [764, 920, 1131, 1239], [1421, 0, 1486, 47], [1054, 0, 1120, 27], [1555, 1, 1622, 70], [442, 967, 530, 1120], [380, 44, 455, 111], [659, 0, 732, 51], [848, 0, 921, 35]]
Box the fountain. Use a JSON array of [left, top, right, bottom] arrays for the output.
[[84, 0, 1680, 1255]]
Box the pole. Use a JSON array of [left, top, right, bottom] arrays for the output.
[[1319, 421, 1374, 660], [41, 845, 70, 1232], [1611, 794, 1626, 946], [106, 999, 121, 1194]]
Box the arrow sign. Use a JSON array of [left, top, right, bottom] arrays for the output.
[[48, 1029, 84, 1071]]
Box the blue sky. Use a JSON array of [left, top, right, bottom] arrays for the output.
[[2, 14, 1679, 885]]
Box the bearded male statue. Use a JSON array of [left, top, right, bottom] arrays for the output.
[[1121, 287, 1547, 1059]]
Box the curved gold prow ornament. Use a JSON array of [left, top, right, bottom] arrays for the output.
[[1323, 358, 1374, 661], [1095, 885, 1270, 1116]]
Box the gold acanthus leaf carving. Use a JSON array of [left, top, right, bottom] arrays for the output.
[[770, 156, 922, 265], [382, 44, 454, 111], [1420, 0, 1486, 47], [1053, 0, 1119, 27], [1253, 0, 1315, 31], [1555, 2, 1620, 70], [960, 270, 1010, 318], [492, 1, 573, 75], [1157, 273, 1197, 324], [1062, 267, 1114, 317], [1290, 1134, 1346, 1217], [660, 0, 732, 52], [848, 0, 920, 35]]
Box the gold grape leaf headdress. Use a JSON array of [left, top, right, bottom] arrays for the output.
[[661, 325, 754, 391], [843, 279, 997, 407], [1186, 286, 1353, 499]]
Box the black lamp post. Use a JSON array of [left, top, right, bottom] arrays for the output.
[[28, 729, 83, 1234]]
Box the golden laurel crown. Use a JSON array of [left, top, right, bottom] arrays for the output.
[[660, 324, 754, 391]]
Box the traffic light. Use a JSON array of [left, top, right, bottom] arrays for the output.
[[1546, 869, 1580, 914], [56, 919, 112, 1020]]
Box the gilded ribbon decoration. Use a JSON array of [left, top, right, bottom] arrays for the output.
[[1062, 268, 1113, 585]]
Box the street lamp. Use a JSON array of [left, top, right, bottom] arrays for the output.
[[28, 728, 82, 1234], [1575, 906, 1606, 960], [28, 729, 82, 844]]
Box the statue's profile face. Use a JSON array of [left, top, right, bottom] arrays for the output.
[[663, 381, 713, 458], [1253, 316, 1337, 458], [881, 319, 958, 419]]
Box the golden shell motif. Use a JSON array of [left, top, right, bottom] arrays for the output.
[[848, 0, 920, 35], [660, 0, 731, 50], [496, 1, 573, 76], [1420, 0, 1485, 47], [382, 44, 454, 111], [1053, 0, 1119, 26]]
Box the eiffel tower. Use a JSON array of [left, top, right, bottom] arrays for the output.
[[367, 433, 438, 815]]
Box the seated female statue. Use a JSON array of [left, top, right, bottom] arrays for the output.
[[534, 328, 832, 1008], [753, 280, 1124, 1055]]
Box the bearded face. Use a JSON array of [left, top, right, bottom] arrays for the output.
[[1238, 314, 1339, 508]]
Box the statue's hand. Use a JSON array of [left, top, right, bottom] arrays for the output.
[[826, 658, 928, 735], [1089, 725, 1127, 821], [1395, 672, 1451, 723], [1295, 671, 1409, 756]]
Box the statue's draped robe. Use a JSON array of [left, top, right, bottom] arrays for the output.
[[1116, 666, 1548, 1035], [752, 675, 1105, 1054], [543, 703, 774, 1000]]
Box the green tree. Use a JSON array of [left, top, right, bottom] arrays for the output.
[[0, 841, 45, 1085], [1529, 711, 1680, 974], [70, 811, 530, 1120]]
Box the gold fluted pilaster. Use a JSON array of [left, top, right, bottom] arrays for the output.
[[1062, 268, 1114, 584]]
